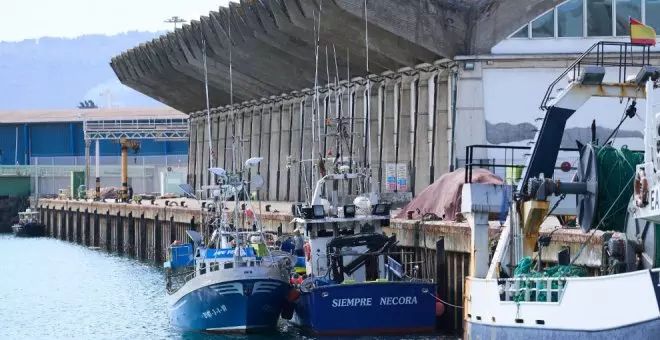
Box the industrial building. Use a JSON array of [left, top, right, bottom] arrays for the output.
[[108, 0, 659, 202], [0, 107, 189, 195]]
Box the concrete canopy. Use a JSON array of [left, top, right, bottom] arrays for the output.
[[110, 0, 565, 113]]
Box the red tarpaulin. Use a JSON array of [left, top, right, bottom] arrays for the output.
[[395, 168, 504, 221]]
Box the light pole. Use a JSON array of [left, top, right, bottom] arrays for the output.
[[164, 16, 187, 30]]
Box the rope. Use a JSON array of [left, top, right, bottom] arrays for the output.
[[425, 291, 463, 309]]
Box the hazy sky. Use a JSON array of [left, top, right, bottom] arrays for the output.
[[0, 0, 232, 41]]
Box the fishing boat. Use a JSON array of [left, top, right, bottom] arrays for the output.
[[462, 41, 660, 339], [285, 173, 438, 336], [163, 164, 295, 333], [11, 208, 46, 237], [162, 15, 294, 331]]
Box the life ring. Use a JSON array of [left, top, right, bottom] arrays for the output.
[[303, 242, 311, 261], [634, 168, 649, 208]]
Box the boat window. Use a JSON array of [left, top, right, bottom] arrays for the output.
[[317, 229, 334, 237], [338, 228, 354, 236], [361, 223, 375, 233], [224, 262, 233, 269]]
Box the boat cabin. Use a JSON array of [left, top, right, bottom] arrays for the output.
[[18, 209, 40, 225], [291, 200, 394, 284]]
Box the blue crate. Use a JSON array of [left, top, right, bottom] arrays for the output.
[[170, 244, 194, 267]]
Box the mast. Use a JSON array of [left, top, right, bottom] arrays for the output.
[[364, 0, 374, 197], [202, 29, 215, 188], [312, 2, 324, 187]]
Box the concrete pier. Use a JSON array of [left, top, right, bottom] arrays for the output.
[[38, 197, 605, 332]]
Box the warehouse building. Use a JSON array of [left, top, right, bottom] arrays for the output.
[[0, 107, 189, 195]]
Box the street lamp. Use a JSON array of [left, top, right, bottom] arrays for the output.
[[164, 16, 187, 30]]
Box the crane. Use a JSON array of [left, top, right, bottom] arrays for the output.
[[117, 138, 140, 203]]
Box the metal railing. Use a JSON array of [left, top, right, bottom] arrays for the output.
[[540, 41, 653, 110], [84, 118, 189, 141], [463, 145, 580, 184], [498, 277, 567, 303]]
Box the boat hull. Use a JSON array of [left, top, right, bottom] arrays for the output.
[[169, 275, 289, 333], [11, 223, 46, 237], [467, 317, 660, 339], [290, 281, 437, 336]]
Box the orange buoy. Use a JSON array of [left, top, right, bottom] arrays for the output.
[[435, 301, 445, 317], [287, 288, 301, 302]]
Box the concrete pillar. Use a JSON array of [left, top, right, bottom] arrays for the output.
[[288, 97, 301, 201], [454, 62, 488, 165], [273, 100, 286, 201], [284, 100, 296, 201], [268, 100, 283, 201], [435, 72, 450, 180], [222, 112, 230, 170], [398, 76, 412, 194], [187, 117, 198, 187], [210, 114, 219, 183], [461, 183, 509, 279], [201, 115, 211, 196], [85, 139, 91, 190], [251, 105, 262, 174], [259, 104, 272, 200], [194, 119, 205, 194], [215, 115, 223, 167]]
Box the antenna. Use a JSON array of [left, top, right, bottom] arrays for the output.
[[164, 16, 187, 30], [364, 0, 372, 194], [202, 31, 214, 184], [312, 1, 324, 189]]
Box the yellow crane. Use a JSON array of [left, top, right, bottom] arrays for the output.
[[117, 138, 140, 203]]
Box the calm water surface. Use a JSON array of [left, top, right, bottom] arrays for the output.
[[0, 234, 457, 340]]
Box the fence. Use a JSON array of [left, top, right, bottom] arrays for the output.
[[0, 155, 188, 197]]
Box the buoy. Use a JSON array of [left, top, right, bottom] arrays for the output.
[[435, 301, 445, 317], [287, 288, 301, 302], [289, 273, 303, 285]]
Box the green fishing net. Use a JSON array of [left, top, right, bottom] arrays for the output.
[[512, 256, 587, 303]]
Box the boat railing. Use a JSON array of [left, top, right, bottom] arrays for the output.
[[540, 41, 652, 110], [497, 276, 567, 303], [463, 144, 581, 184]]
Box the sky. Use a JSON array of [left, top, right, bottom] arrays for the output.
[[0, 0, 232, 42]]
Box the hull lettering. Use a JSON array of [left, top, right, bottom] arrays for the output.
[[380, 296, 418, 306], [331, 298, 373, 307]]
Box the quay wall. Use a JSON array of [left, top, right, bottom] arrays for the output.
[[38, 198, 606, 333]]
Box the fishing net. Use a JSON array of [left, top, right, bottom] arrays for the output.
[[591, 145, 643, 232], [512, 256, 587, 303]]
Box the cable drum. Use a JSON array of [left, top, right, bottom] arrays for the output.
[[573, 143, 643, 232]]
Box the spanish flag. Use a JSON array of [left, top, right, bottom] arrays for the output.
[[630, 17, 656, 46]]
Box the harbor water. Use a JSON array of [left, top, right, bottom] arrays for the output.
[[0, 234, 456, 339]]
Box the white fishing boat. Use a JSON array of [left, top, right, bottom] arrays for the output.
[[164, 161, 295, 333], [462, 41, 660, 339]]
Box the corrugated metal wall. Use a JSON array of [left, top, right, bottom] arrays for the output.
[[0, 122, 188, 165]]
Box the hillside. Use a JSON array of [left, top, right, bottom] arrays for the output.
[[0, 31, 167, 110]]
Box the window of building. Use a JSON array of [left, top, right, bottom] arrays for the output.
[[532, 10, 555, 37], [647, 0, 660, 33], [616, 0, 642, 36], [558, 0, 584, 37], [506, 0, 660, 41], [587, 0, 613, 36], [511, 24, 529, 38]]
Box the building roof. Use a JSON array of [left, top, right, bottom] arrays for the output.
[[0, 107, 187, 124]]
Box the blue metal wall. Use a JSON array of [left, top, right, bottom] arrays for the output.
[[0, 122, 188, 165]]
